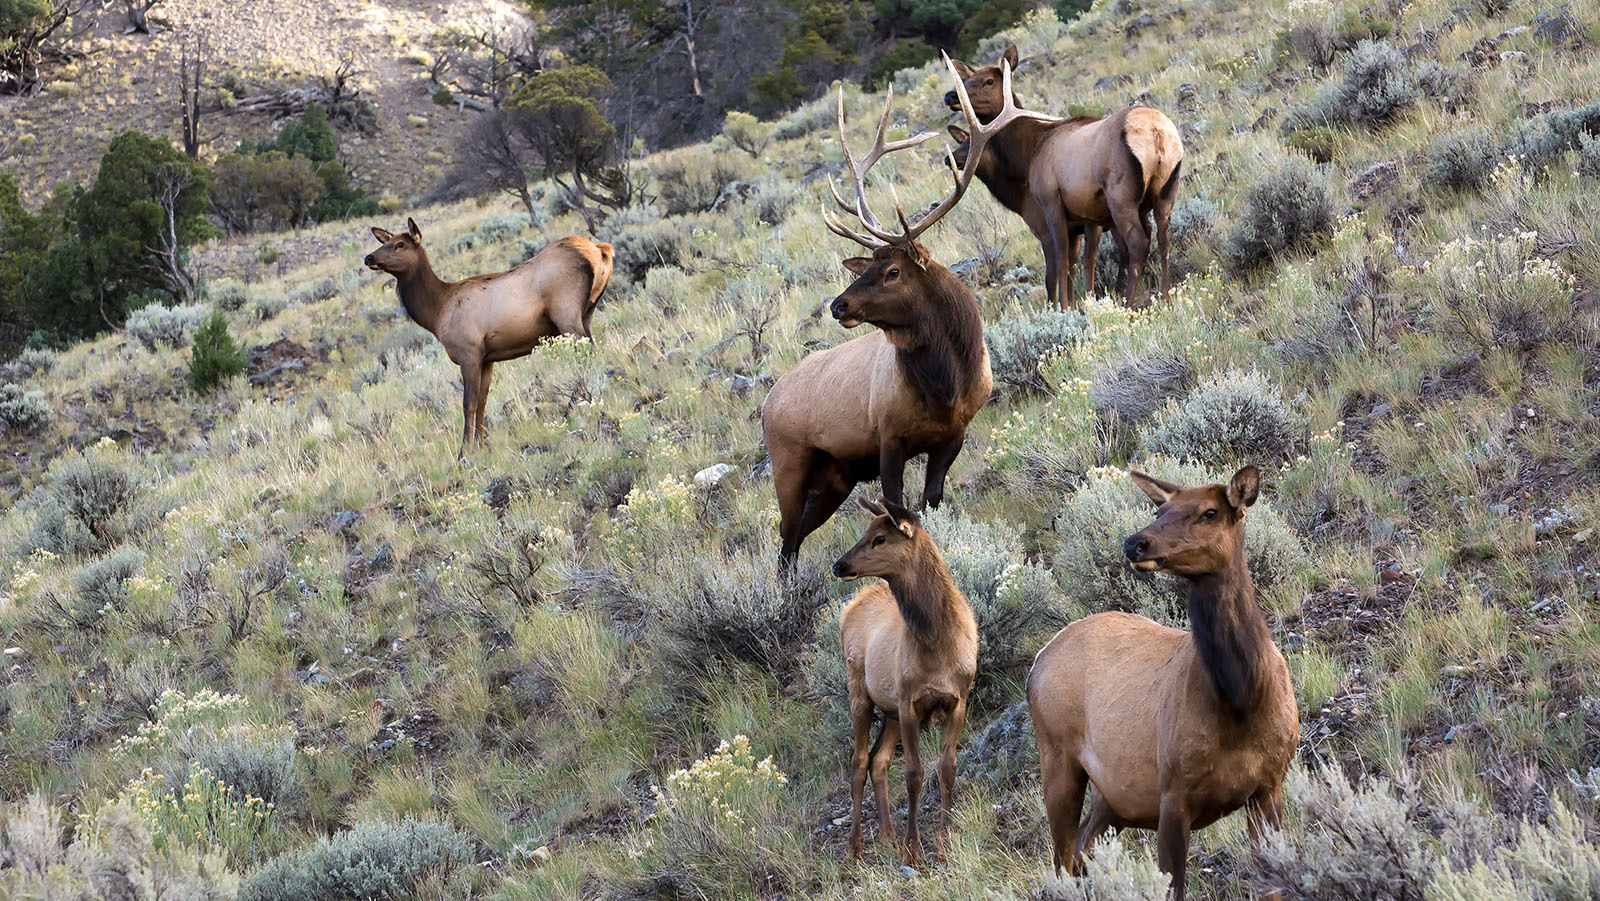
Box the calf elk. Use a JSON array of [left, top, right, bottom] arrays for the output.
[[1027, 467, 1297, 900], [761, 56, 1056, 569], [834, 497, 977, 867], [365, 218, 613, 456], [945, 46, 1184, 309]]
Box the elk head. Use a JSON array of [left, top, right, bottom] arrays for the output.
[[1122, 467, 1259, 577], [365, 217, 426, 276], [944, 45, 1021, 122], [821, 51, 1058, 311], [832, 496, 923, 580]]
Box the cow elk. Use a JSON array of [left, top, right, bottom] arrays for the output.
[[833, 497, 978, 866], [364, 218, 613, 456], [1027, 466, 1297, 900], [761, 56, 1056, 570], [945, 46, 1184, 309]]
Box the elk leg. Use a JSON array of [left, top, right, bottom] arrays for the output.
[[846, 688, 875, 858], [772, 446, 812, 572], [921, 431, 965, 510], [1042, 204, 1078, 311], [1109, 197, 1152, 309], [869, 716, 901, 847], [458, 362, 482, 458], [795, 471, 852, 552], [1074, 792, 1116, 862], [897, 701, 925, 867], [1154, 161, 1182, 304], [878, 441, 908, 509], [1156, 793, 1192, 901], [936, 697, 966, 838], [1247, 785, 1286, 901], [1039, 231, 1060, 315], [1082, 224, 1103, 299], [1040, 748, 1087, 876], [476, 361, 494, 449]]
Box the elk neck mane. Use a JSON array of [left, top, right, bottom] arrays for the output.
[[982, 114, 1105, 192], [1184, 552, 1273, 716], [392, 249, 450, 334], [881, 537, 964, 647], [889, 266, 985, 411]]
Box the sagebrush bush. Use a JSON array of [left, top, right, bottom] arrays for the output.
[[1040, 833, 1170, 900], [601, 207, 697, 285], [26, 443, 162, 556], [1250, 766, 1432, 900], [1427, 128, 1500, 193], [5, 347, 58, 380], [186, 724, 301, 807], [985, 307, 1090, 395], [1578, 132, 1600, 179], [0, 382, 52, 433], [722, 110, 771, 157], [1431, 800, 1600, 899], [474, 212, 524, 245], [1222, 154, 1336, 271], [638, 736, 805, 900], [1088, 351, 1192, 424], [1140, 369, 1302, 466], [208, 280, 250, 312], [70, 545, 144, 621], [1286, 40, 1419, 132], [190, 310, 248, 394], [126, 302, 210, 351], [1049, 461, 1309, 622], [745, 176, 796, 225], [651, 147, 755, 216], [240, 818, 470, 901], [1425, 230, 1581, 353], [253, 291, 289, 321]]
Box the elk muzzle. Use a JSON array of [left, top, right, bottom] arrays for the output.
[[1123, 533, 1162, 571], [832, 555, 860, 580], [830, 296, 862, 328], [363, 253, 382, 270], [943, 88, 961, 110]]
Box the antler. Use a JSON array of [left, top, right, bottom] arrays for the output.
[[820, 55, 1062, 250]]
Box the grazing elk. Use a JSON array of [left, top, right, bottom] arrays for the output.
[[1027, 466, 1297, 900], [761, 57, 1056, 570], [945, 46, 1184, 309], [364, 218, 613, 456], [833, 497, 978, 867]]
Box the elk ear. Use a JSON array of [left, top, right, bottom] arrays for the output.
[[1227, 466, 1260, 512], [949, 56, 974, 77], [906, 242, 932, 270], [1000, 45, 1019, 69], [371, 227, 395, 243], [841, 257, 872, 276], [881, 498, 919, 537], [947, 125, 970, 143], [857, 495, 888, 517], [1129, 470, 1181, 507], [406, 217, 422, 241]]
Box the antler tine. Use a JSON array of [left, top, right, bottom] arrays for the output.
[[903, 54, 1063, 244], [824, 81, 939, 249], [819, 198, 886, 250]]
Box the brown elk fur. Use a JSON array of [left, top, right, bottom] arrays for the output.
[[365, 218, 613, 456], [833, 497, 977, 867], [946, 46, 1184, 309], [1027, 467, 1297, 900]]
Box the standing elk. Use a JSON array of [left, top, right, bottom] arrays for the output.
[[833, 497, 978, 867], [761, 56, 1057, 570], [1027, 466, 1297, 900], [364, 218, 613, 456], [945, 46, 1184, 309]]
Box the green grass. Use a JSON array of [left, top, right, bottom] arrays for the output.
[[5, 0, 1600, 895]]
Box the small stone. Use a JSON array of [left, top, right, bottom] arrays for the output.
[[832, 816, 849, 826], [1488, 503, 1511, 516], [1440, 664, 1468, 677], [729, 375, 755, 397], [695, 463, 736, 489], [370, 542, 395, 573], [1573, 529, 1591, 543], [2, 647, 21, 656], [483, 476, 512, 511], [1371, 402, 1392, 418], [329, 510, 363, 538], [1094, 73, 1134, 91], [949, 257, 983, 283], [530, 845, 552, 865], [896, 865, 919, 879]]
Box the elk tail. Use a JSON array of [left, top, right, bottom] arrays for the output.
[[1121, 108, 1183, 208], [586, 241, 614, 313]]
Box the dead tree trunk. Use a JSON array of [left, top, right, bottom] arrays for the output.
[[146, 165, 198, 302], [124, 0, 161, 35], [179, 35, 206, 159]]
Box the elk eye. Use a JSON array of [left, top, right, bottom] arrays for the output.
[[871, 535, 886, 547], [1201, 509, 1218, 520], [984, 78, 994, 85], [887, 267, 899, 278]]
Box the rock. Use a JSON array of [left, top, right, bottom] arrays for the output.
[[1003, 265, 1033, 282], [1379, 567, 1415, 585], [1351, 161, 1401, 201], [1094, 73, 1134, 92], [896, 866, 919, 879], [1125, 13, 1158, 35], [246, 338, 312, 386], [949, 257, 983, 284], [329, 510, 364, 538], [483, 476, 512, 511], [729, 374, 756, 397], [1252, 107, 1279, 131], [1177, 82, 1198, 104], [1533, 7, 1578, 41], [370, 542, 395, 573], [694, 463, 736, 489], [711, 180, 757, 212], [1371, 401, 1392, 418], [1284, 632, 1308, 653], [530, 845, 552, 865], [2, 647, 21, 656], [1488, 503, 1511, 516]]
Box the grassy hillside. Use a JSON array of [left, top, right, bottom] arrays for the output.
[[3, 0, 1600, 895]]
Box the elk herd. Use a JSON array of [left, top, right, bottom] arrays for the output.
[[363, 47, 1294, 898]]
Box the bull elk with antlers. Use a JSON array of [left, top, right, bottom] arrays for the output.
[[1027, 467, 1297, 900], [761, 56, 1058, 570], [945, 46, 1183, 309], [365, 218, 613, 456]]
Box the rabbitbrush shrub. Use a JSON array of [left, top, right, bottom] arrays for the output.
[[240, 817, 470, 901]]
